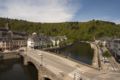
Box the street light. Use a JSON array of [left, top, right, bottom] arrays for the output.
[[39, 53, 43, 66]]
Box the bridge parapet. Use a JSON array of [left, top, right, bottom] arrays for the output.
[[18, 48, 120, 80], [23, 53, 65, 80], [19, 49, 95, 80]]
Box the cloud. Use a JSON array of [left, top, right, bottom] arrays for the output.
[[0, 0, 80, 22]]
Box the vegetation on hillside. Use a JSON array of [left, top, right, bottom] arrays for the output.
[[0, 17, 120, 43], [102, 51, 111, 57]]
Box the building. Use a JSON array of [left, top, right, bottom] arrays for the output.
[[109, 39, 120, 61], [27, 33, 67, 49], [0, 24, 27, 51], [27, 32, 39, 48], [50, 36, 67, 47], [27, 32, 52, 49]]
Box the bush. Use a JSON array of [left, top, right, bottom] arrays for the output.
[[102, 51, 111, 57]]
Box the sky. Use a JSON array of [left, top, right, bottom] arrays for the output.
[[0, 0, 120, 23]]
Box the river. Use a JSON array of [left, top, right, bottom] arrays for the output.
[[0, 59, 37, 80], [49, 42, 94, 65], [0, 42, 94, 80]]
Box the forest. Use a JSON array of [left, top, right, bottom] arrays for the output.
[[0, 17, 120, 43]]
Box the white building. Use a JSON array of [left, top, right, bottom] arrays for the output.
[[27, 33, 68, 49], [95, 40, 107, 47], [27, 32, 52, 49], [27, 37, 35, 48], [27, 32, 40, 48], [50, 36, 67, 47]]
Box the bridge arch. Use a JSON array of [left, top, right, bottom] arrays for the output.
[[44, 77, 51, 80], [23, 53, 63, 80], [24, 55, 40, 71], [43, 75, 52, 80], [25, 60, 40, 71], [25, 61, 38, 80], [27, 61, 38, 70]]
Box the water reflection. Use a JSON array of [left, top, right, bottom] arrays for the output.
[[50, 42, 94, 64], [0, 59, 37, 80]]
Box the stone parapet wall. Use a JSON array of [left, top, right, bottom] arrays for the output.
[[90, 43, 99, 69], [0, 52, 20, 60]]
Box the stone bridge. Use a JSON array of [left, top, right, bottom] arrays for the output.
[[19, 48, 120, 80], [24, 54, 62, 80]]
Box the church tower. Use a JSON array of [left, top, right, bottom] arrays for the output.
[[5, 23, 9, 30]]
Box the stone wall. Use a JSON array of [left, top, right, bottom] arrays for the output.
[[0, 52, 20, 60], [90, 43, 99, 68]]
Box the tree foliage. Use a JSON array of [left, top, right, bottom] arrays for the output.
[[0, 17, 120, 43], [103, 51, 111, 57]]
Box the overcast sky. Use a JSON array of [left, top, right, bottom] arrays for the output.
[[0, 0, 120, 23]]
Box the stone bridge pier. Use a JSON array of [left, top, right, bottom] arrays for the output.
[[23, 56, 63, 80]]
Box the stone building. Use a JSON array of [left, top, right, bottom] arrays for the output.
[[0, 24, 27, 51], [27, 33, 67, 49], [27, 32, 52, 49]]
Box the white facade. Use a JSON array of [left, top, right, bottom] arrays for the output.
[[56, 40, 60, 47], [27, 33, 67, 49], [95, 40, 107, 47], [27, 37, 40, 48], [50, 36, 67, 47], [27, 38, 34, 48], [51, 39, 56, 47], [27, 33, 52, 49]]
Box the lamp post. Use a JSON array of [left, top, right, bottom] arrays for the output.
[[38, 53, 43, 80], [26, 45, 28, 55], [39, 54, 43, 66]]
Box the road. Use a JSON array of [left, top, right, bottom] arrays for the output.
[[24, 49, 100, 79], [32, 50, 75, 73], [20, 48, 120, 80], [108, 56, 120, 72], [97, 45, 120, 72]]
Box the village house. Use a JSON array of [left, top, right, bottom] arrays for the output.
[[27, 32, 67, 49], [50, 36, 67, 47], [0, 24, 27, 51], [27, 32, 52, 49]]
